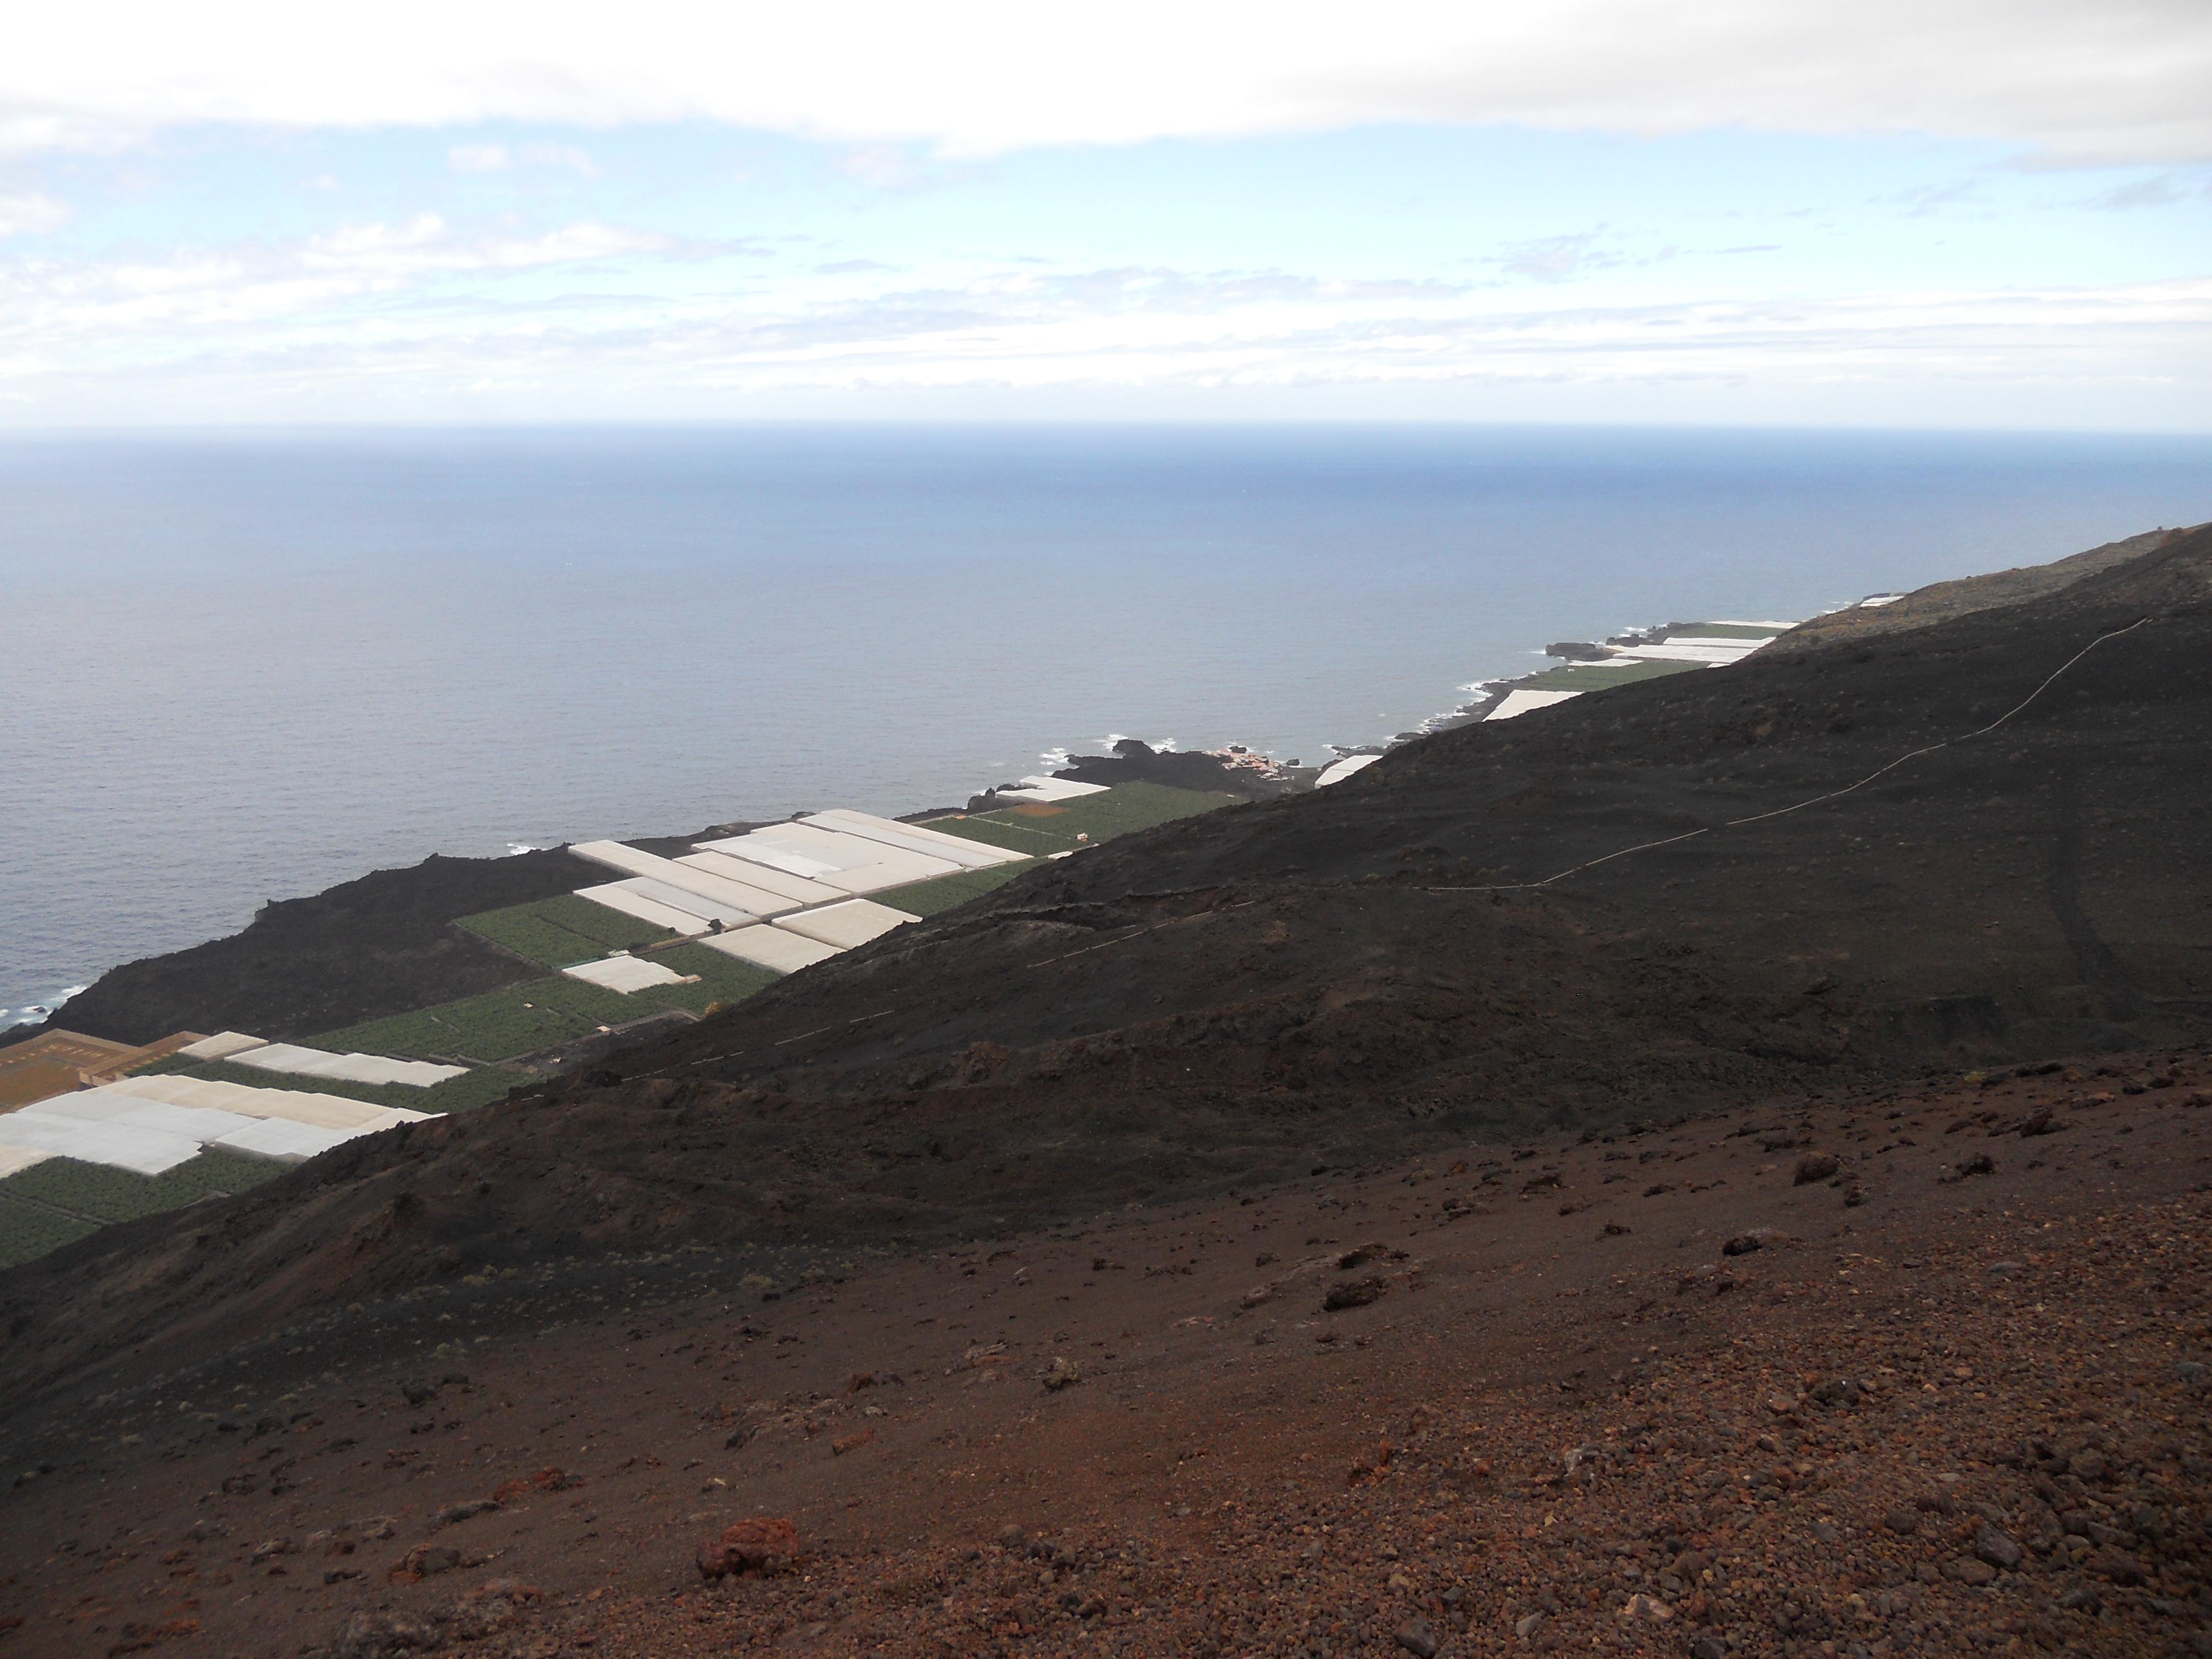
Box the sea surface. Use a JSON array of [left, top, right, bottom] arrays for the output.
[[6, 424, 2208, 1029]]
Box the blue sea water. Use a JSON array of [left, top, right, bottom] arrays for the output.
[[4, 423, 2208, 1030]]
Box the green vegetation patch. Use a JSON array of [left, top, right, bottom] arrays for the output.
[[3, 1148, 283, 1228], [0, 1149, 289, 1269], [311, 947, 781, 1065], [648, 945, 783, 1013], [1669, 622, 1783, 639], [924, 782, 1233, 856], [1523, 659, 1701, 690], [872, 860, 1036, 917], [0, 1200, 97, 1270], [925, 815, 1065, 855], [457, 894, 675, 969], [314, 985, 604, 1064]]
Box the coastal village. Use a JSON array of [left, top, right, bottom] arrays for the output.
[[0, 614, 1802, 1269]]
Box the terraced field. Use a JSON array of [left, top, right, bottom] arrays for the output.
[[457, 893, 677, 969]]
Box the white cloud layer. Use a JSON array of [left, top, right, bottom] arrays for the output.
[[0, 192, 70, 236], [3, 222, 2203, 429], [8, 1, 2211, 163]]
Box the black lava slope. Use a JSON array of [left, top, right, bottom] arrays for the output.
[[3, 526, 2206, 1410], [44, 848, 601, 1045]]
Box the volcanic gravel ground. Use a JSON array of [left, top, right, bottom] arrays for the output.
[[3, 1052, 2207, 1659]]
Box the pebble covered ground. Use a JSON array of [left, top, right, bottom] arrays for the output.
[[4, 1051, 2207, 1659]]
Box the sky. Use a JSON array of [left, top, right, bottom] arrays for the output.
[[3, 1, 2209, 428]]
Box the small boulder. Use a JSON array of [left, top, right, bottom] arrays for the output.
[[332, 1609, 442, 1659], [1393, 1617, 1439, 1657], [1975, 1524, 2023, 1571], [397, 1544, 462, 1578], [1793, 1152, 1841, 1185], [1323, 1278, 1385, 1311], [696, 1516, 799, 1580], [1042, 1357, 1082, 1392]]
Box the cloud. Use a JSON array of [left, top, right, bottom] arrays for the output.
[[448, 140, 600, 175], [0, 191, 69, 235], [3, 239, 2205, 427], [2084, 172, 2209, 210], [1495, 232, 1613, 283], [447, 141, 510, 174], [5, 1, 2209, 164]]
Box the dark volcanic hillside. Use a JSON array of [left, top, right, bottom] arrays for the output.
[[43, 848, 601, 1045], [3, 526, 2208, 1414]]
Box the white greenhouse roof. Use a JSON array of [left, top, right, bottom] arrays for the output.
[[698, 825, 960, 895], [1486, 688, 1583, 722], [212, 1117, 358, 1162], [675, 850, 846, 906], [802, 809, 1027, 868], [562, 954, 686, 993], [774, 899, 920, 951], [573, 882, 717, 936], [1314, 754, 1381, 787], [0, 1143, 53, 1178], [176, 1031, 269, 1062], [994, 775, 1110, 804], [0, 1109, 205, 1176], [98, 1074, 430, 1131], [229, 1042, 465, 1088], [698, 927, 843, 974]]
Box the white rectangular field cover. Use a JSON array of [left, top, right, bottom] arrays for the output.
[[1486, 688, 1583, 722], [573, 882, 718, 936], [708, 826, 962, 895], [1657, 637, 1773, 654], [1600, 643, 1745, 665], [177, 1031, 269, 1062], [570, 839, 682, 880], [774, 900, 919, 951], [0, 1109, 203, 1176], [698, 927, 842, 974], [993, 775, 1110, 804], [613, 878, 757, 930], [32, 1094, 260, 1141], [213, 1117, 361, 1162], [229, 1043, 465, 1088], [0, 1143, 52, 1178], [573, 840, 829, 916], [675, 850, 846, 906], [801, 810, 1027, 868], [643, 862, 816, 917], [562, 954, 686, 993], [94, 1076, 428, 1131], [1314, 754, 1382, 787]]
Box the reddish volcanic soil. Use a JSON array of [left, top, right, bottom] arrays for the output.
[[4, 1052, 2207, 1659]]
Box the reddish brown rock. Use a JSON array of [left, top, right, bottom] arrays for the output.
[[696, 1516, 800, 1580]]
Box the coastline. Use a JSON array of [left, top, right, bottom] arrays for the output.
[[0, 581, 1936, 1036]]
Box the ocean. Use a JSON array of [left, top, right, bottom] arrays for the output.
[[5, 423, 2208, 1029]]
